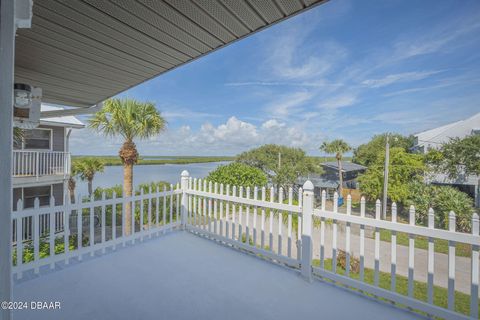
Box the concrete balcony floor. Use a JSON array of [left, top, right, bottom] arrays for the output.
[[13, 231, 420, 320]]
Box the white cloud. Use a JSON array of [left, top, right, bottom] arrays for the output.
[[318, 94, 357, 109], [265, 91, 314, 118], [362, 70, 442, 88]]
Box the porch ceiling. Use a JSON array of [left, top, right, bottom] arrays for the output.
[[15, 0, 328, 109]]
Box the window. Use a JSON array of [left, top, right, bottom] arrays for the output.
[[23, 186, 51, 208], [23, 129, 51, 150]]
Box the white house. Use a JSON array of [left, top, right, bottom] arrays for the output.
[[413, 112, 480, 207]]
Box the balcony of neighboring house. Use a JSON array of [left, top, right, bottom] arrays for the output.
[[12, 149, 70, 183], [12, 106, 84, 187]]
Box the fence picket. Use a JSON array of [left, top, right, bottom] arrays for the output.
[[360, 197, 365, 282], [101, 192, 106, 251], [64, 193, 71, 260], [448, 211, 456, 310], [238, 186, 243, 241], [33, 198, 40, 273], [193, 179, 198, 227], [232, 186, 237, 240], [391, 203, 397, 291], [226, 185, 230, 239], [287, 187, 293, 258], [131, 194, 136, 237], [261, 187, 266, 249], [320, 190, 326, 269], [148, 186, 152, 233], [163, 185, 167, 232], [188, 178, 193, 225], [246, 187, 250, 243], [49, 196, 55, 269], [78, 193, 83, 258], [220, 184, 224, 236], [208, 181, 212, 233], [427, 208, 435, 304], [253, 186, 258, 246], [471, 213, 479, 319], [170, 184, 174, 229], [112, 191, 117, 244], [214, 183, 218, 235], [269, 187, 274, 252], [90, 194, 95, 254], [297, 188, 302, 261], [332, 192, 338, 273], [408, 205, 415, 297], [374, 200, 381, 286], [278, 187, 283, 256], [345, 195, 351, 277], [16, 200, 24, 276], [176, 183, 180, 224]]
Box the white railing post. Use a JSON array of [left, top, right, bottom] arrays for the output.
[[301, 180, 314, 282], [180, 170, 189, 229]]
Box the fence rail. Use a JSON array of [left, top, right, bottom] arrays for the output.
[[12, 150, 70, 178], [9, 170, 480, 319]]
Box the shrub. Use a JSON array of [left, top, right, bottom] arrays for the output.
[[337, 250, 360, 273], [406, 183, 474, 232], [207, 162, 268, 188]]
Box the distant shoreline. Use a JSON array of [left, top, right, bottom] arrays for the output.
[[71, 155, 351, 166], [71, 156, 234, 166]]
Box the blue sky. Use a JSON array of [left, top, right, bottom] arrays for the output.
[[72, 0, 480, 156]]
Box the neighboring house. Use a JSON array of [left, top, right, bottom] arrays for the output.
[[413, 112, 480, 207], [297, 161, 366, 200], [12, 104, 84, 211]]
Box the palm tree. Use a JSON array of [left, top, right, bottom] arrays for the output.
[[320, 139, 351, 196], [13, 127, 24, 148], [89, 98, 166, 235], [75, 158, 105, 197]]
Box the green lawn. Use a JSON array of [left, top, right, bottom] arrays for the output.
[[312, 259, 477, 317]]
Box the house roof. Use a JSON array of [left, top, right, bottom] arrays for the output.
[[321, 161, 367, 173], [39, 104, 84, 128], [297, 175, 338, 188], [15, 0, 328, 111], [414, 112, 480, 149]]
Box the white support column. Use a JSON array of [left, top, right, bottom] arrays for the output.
[[301, 180, 314, 282], [180, 170, 189, 229], [0, 1, 15, 319]]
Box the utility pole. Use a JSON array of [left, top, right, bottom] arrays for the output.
[[278, 152, 281, 170], [382, 134, 390, 220]]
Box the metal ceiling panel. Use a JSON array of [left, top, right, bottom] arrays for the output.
[[14, 0, 328, 109], [247, 0, 284, 24]]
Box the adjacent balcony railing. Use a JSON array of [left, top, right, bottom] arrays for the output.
[[12, 150, 71, 179]]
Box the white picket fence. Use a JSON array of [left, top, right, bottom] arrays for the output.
[[11, 184, 182, 276], [10, 171, 480, 319]]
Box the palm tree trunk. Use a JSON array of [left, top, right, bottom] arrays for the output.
[[88, 178, 93, 197], [337, 157, 343, 197], [68, 177, 76, 204], [124, 163, 133, 235]]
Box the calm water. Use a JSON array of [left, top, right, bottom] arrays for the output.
[[76, 161, 230, 195]]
